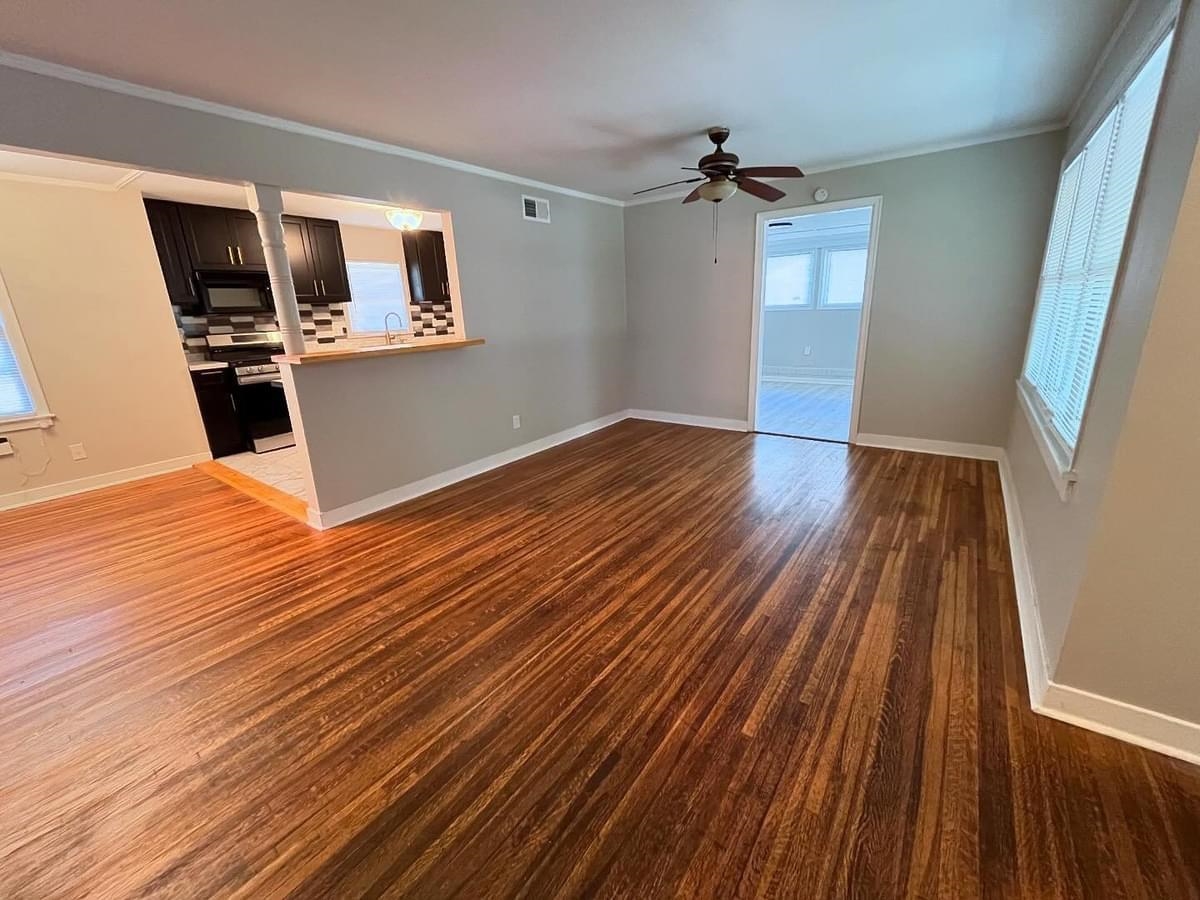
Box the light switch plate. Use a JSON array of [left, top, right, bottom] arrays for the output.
[[0, 437, 12, 458], [512, 415, 522, 430], [69, 442, 87, 460]]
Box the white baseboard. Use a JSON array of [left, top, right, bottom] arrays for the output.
[[626, 409, 749, 432], [762, 365, 854, 383], [309, 411, 629, 529], [997, 451, 1051, 706], [853, 433, 1004, 461], [0, 451, 212, 511], [997, 449, 1200, 765]]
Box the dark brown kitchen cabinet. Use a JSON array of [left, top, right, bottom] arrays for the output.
[[281, 216, 320, 301], [143, 199, 199, 312], [306, 218, 351, 302], [402, 230, 451, 304], [178, 203, 267, 270], [190, 368, 244, 458]]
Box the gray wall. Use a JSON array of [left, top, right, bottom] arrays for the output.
[[761, 308, 860, 375], [0, 63, 628, 513], [624, 131, 1065, 443], [1003, 0, 1197, 674]]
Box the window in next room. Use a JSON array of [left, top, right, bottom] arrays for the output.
[[345, 260, 411, 334]]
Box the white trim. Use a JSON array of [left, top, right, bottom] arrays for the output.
[[748, 196, 881, 443], [1016, 378, 1078, 502], [852, 433, 1003, 461], [1039, 682, 1200, 766], [623, 123, 1066, 207], [0, 169, 136, 192], [998, 449, 1200, 765], [997, 450, 1051, 706], [0, 451, 211, 511], [309, 411, 630, 528], [0, 412, 55, 433], [1065, 0, 1144, 127], [0, 51, 623, 208], [626, 409, 748, 432]]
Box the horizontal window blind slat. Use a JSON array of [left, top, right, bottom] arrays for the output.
[[0, 317, 36, 419]]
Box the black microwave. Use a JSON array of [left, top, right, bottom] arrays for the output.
[[195, 270, 273, 315]]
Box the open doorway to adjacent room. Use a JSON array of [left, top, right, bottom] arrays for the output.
[[749, 197, 880, 442]]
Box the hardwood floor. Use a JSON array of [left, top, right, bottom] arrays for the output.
[[757, 378, 853, 442], [1, 420, 1197, 899]]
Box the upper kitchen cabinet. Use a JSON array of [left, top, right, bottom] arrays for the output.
[[402, 230, 451, 304], [306, 218, 350, 303], [282, 215, 319, 302], [178, 203, 268, 270], [143, 199, 199, 312]]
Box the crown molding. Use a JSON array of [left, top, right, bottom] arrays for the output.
[[621, 122, 1067, 207], [0, 50, 625, 207], [0, 168, 134, 192]]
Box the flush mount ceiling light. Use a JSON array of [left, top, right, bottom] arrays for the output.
[[386, 208, 424, 230]]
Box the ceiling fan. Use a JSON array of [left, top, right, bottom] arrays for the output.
[[633, 126, 805, 204]]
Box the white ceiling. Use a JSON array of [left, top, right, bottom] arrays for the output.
[[0, 147, 444, 229], [0, 0, 1129, 200]]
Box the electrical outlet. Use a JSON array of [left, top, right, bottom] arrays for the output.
[[803, 346, 813, 356], [69, 442, 88, 461], [512, 415, 521, 430], [0, 437, 12, 458]]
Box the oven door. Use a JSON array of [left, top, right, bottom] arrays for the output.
[[233, 376, 294, 453], [196, 270, 273, 315]]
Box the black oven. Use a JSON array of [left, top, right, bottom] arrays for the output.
[[195, 270, 273, 315]]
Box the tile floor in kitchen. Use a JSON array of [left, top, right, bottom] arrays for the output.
[[218, 447, 308, 500]]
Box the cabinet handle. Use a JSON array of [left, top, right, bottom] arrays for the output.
[[320, 279, 326, 295], [226, 246, 235, 265], [237, 246, 244, 265], [187, 276, 195, 296], [313, 280, 319, 296]]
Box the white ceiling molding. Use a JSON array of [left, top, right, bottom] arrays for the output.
[[0, 50, 625, 208], [622, 122, 1068, 208], [0, 169, 132, 192]]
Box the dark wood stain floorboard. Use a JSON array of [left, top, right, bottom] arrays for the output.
[[1, 420, 1198, 898]]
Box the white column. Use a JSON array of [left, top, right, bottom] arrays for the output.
[[246, 183, 305, 356]]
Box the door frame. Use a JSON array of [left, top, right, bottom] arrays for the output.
[[747, 194, 883, 443]]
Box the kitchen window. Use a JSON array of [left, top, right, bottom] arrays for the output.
[[1019, 30, 1171, 498], [345, 261, 410, 334], [0, 271, 52, 432]]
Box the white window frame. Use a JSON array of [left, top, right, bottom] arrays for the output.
[[0, 269, 54, 433], [764, 233, 870, 311], [344, 259, 413, 337], [1018, 25, 1174, 502]]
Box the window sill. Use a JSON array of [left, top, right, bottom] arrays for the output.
[[1016, 379, 1077, 502], [0, 412, 56, 434]]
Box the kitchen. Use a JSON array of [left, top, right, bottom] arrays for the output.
[[140, 176, 461, 507]]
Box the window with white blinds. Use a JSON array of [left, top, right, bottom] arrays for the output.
[[1021, 33, 1172, 463], [0, 307, 36, 422]]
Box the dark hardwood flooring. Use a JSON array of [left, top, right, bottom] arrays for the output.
[[1, 420, 1197, 898]]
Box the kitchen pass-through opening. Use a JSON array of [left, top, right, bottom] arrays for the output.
[[750, 198, 879, 443]]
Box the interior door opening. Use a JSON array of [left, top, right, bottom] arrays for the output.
[[750, 199, 879, 443]]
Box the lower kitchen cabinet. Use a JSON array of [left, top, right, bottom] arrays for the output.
[[190, 369, 244, 458]]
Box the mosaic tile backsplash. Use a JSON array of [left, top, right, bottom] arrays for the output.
[[176, 303, 351, 362]]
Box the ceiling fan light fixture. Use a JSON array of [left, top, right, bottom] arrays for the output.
[[698, 179, 737, 203]]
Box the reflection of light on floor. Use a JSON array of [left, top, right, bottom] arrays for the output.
[[747, 431, 854, 522], [757, 379, 852, 442], [219, 447, 308, 500]]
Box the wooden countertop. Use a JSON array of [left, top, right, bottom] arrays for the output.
[[273, 337, 485, 366]]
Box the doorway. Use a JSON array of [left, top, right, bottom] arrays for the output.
[[749, 197, 880, 442]]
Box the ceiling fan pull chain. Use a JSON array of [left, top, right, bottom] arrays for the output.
[[713, 202, 718, 265]]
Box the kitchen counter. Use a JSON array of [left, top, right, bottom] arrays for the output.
[[188, 360, 229, 372], [273, 337, 485, 366]]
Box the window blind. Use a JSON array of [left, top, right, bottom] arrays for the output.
[[346, 261, 410, 333], [0, 313, 35, 421], [1022, 33, 1171, 453]]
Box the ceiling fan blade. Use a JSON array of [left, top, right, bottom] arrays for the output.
[[736, 177, 786, 202], [682, 185, 705, 204], [736, 166, 806, 178], [632, 177, 704, 195]]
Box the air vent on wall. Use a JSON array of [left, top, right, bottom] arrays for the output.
[[522, 195, 551, 224]]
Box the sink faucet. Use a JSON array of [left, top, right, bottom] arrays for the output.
[[384, 312, 410, 345]]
